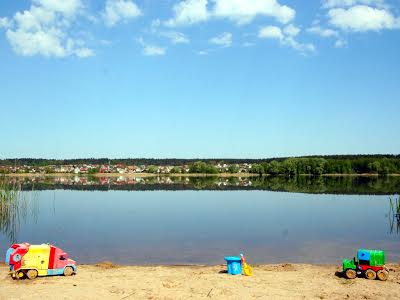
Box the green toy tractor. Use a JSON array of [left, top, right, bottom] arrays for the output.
[[342, 249, 389, 281]]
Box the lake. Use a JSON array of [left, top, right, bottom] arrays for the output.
[[1, 176, 399, 265]]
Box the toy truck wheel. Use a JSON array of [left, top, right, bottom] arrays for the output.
[[64, 266, 74, 276], [345, 269, 357, 279], [377, 270, 389, 281], [26, 269, 38, 280], [16, 271, 25, 279], [365, 269, 376, 280]]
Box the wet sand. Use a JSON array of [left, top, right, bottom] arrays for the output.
[[1, 262, 400, 299]]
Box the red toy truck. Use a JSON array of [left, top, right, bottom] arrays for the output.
[[5, 243, 77, 279]]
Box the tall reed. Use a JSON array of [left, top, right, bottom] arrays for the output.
[[389, 196, 400, 234], [0, 180, 26, 243]]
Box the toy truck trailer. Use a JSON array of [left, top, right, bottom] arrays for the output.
[[5, 243, 77, 279], [342, 249, 388, 281]]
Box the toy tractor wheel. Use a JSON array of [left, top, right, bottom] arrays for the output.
[[345, 269, 357, 279], [377, 269, 389, 281], [365, 269, 376, 280], [64, 266, 74, 276], [26, 269, 38, 280]]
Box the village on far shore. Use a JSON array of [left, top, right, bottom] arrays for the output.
[[1, 156, 399, 176], [0, 162, 253, 175]]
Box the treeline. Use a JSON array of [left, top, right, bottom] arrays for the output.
[[1, 155, 399, 167], [0, 158, 264, 167], [249, 157, 400, 175]]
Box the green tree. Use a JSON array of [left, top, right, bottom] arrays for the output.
[[282, 159, 297, 176], [170, 166, 182, 174], [266, 160, 282, 175], [189, 161, 218, 174], [250, 164, 264, 175], [88, 167, 100, 174], [147, 165, 159, 173], [228, 164, 240, 173], [368, 161, 381, 174], [44, 167, 54, 174]]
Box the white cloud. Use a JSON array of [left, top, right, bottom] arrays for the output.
[[32, 0, 83, 17], [5, 0, 93, 58], [0, 17, 11, 29], [283, 37, 315, 54], [161, 31, 190, 44], [13, 6, 56, 32], [213, 0, 295, 25], [334, 38, 347, 47], [307, 25, 339, 37], [322, 0, 386, 9], [259, 25, 315, 55], [6, 28, 67, 57], [165, 0, 209, 27], [137, 38, 166, 56], [328, 5, 400, 31], [166, 0, 295, 26], [283, 24, 300, 37], [209, 32, 232, 47], [258, 25, 284, 39], [103, 0, 142, 27], [143, 45, 166, 56], [74, 47, 95, 57]]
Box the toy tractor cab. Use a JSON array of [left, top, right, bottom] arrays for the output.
[[342, 249, 388, 281]]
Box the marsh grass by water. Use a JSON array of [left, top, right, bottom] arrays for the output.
[[389, 196, 400, 234], [0, 180, 38, 242]]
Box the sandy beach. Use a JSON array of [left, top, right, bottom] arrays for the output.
[[1, 262, 400, 299]]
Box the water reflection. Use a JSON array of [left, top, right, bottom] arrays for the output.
[[1, 190, 398, 265], [0, 175, 399, 194], [0, 183, 399, 264]]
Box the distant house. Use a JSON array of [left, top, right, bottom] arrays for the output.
[[127, 166, 138, 173], [99, 165, 108, 173], [117, 168, 126, 174]]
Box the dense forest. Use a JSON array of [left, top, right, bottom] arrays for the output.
[[248, 156, 400, 175], [1, 155, 400, 175]]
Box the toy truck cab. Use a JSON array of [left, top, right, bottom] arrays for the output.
[[342, 249, 388, 281], [5, 243, 77, 279]]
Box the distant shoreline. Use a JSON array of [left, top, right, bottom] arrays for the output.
[[3, 173, 400, 178], [3, 173, 257, 178]]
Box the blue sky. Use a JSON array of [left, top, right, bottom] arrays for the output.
[[0, 0, 399, 159]]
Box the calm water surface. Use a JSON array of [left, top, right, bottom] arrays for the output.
[[1, 188, 399, 265]]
